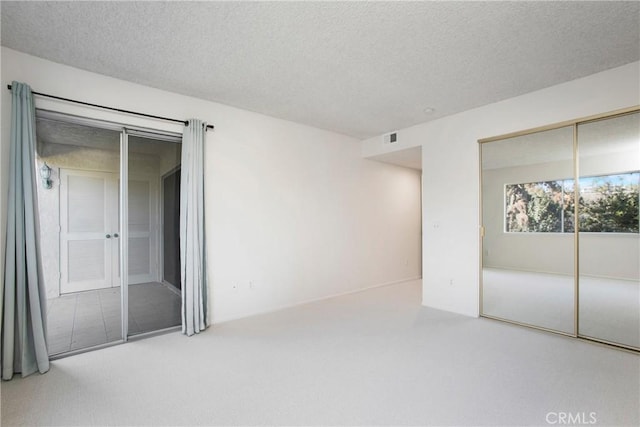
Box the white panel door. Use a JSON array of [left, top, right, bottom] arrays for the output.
[[127, 176, 158, 285], [60, 170, 158, 293], [60, 170, 119, 294]]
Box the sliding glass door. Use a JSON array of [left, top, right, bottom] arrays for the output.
[[35, 112, 183, 357], [480, 109, 639, 351], [36, 118, 124, 355], [127, 134, 182, 336]]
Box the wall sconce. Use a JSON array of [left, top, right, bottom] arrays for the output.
[[40, 162, 52, 189]]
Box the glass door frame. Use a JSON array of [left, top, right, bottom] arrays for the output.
[[120, 129, 129, 341], [37, 109, 182, 355], [123, 128, 184, 340], [478, 105, 640, 352]]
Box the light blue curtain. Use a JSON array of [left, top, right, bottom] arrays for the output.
[[1, 81, 49, 379], [180, 119, 207, 336]]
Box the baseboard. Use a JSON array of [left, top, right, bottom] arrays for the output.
[[484, 267, 638, 282], [161, 280, 182, 296], [212, 276, 422, 325], [483, 266, 573, 277]]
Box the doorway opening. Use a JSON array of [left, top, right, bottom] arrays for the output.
[[35, 111, 183, 356], [367, 145, 424, 300]]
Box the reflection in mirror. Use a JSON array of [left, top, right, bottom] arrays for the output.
[[577, 112, 640, 349], [481, 126, 575, 334]]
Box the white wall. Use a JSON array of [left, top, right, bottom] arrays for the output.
[[1, 48, 422, 324], [363, 61, 640, 317]]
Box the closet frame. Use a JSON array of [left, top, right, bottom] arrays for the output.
[[478, 105, 640, 352]]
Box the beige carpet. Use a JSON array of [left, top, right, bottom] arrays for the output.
[[2, 279, 638, 426]]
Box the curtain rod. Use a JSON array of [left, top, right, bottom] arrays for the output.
[[6, 84, 214, 130]]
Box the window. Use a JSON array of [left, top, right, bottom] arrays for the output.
[[505, 172, 639, 233]]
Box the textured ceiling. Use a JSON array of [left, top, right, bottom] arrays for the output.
[[2, 1, 639, 139]]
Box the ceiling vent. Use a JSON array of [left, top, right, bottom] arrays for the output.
[[383, 132, 398, 144]]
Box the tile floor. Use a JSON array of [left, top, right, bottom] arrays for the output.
[[46, 282, 181, 355]]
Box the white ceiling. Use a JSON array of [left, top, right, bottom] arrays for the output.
[[1, 1, 639, 139]]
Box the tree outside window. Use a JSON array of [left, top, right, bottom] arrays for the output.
[[505, 172, 639, 233]]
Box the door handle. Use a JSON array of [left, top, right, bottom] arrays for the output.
[[106, 234, 111, 239], [114, 233, 119, 238]]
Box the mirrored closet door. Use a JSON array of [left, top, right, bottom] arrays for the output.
[[481, 126, 575, 335], [481, 109, 639, 351], [577, 112, 640, 349]]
